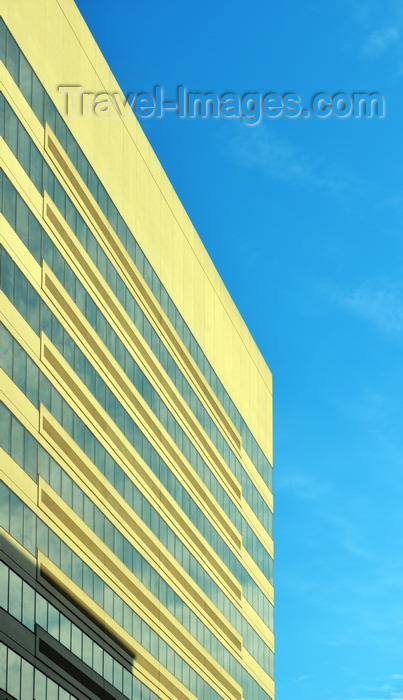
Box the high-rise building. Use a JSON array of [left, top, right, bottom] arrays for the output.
[[0, 1, 274, 699]]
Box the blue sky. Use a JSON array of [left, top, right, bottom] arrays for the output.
[[74, 1, 403, 698]]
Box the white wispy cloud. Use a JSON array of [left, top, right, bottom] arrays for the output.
[[393, 61, 403, 78], [225, 126, 319, 186], [323, 674, 403, 700], [355, 692, 403, 700], [223, 124, 368, 198], [275, 471, 329, 501], [352, 0, 376, 29], [361, 26, 399, 57], [353, 0, 403, 67], [382, 193, 403, 214], [339, 283, 403, 333], [277, 469, 378, 563]]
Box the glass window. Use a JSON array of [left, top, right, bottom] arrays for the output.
[[71, 624, 82, 658], [47, 603, 60, 640], [49, 459, 61, 494], [88, 165, 97, 199], [61, 541, 72, 579], [97, 181, 107, 214], [123, 537, 132, 569], [104, 453, 115, 485], [71, 553, 82, 589], [134, 247, 144, 279], [46, 675, 59, 700], [16, 195, 29, 248], [160, 286, 169, 315], [97, 247, 107, 280], [48, 529, 61, 567], [115, 403, 125, 434], [23, 506, 36, 555], [84, 427, 95, 463], [34, 668, 47, 699], [106, 260, 117, 294], [83, 495, 94, 530], [74, 345, 85, 382], [66, 130, 78, 168], [107, 200, 118, 233], [64, 263, 76, 300], [43, 162, 55, 199], [132, 551, 142, 579], [45, 94, 56, 133], [61, 469, 73, 506], [103, 585, 114, 618], [12, 342, 26, 394], [73, 278, 85, 315], [82, 634, 93, 667], [26, 356, 39, 405], [39, 373, 51, 410], [141, 623, 150, 653], [6, 647, 21, 699], [10, 492, 24, 546], [55, 112, 67, 151], [132, 677, 142, 700], [3, 169, 17, 227], [104, 518, 114, 551], [113, 595, 123, 625], [86, 293, 97, 328], [6, 30, 20, 83], [93, 643, 103, 676], [93, 506, 104, 541], [32, 72, 45, 123], [103, 652, 113, 685], [123, 669, 132, 698], [39, 303, 51, 343], [123, 474, 134, 507], [20, 658, 34, 699], [14, 267, 27, 318], [35, 594, 48, 629], [0, 328, 12, 384], [54, 179, 65, 215], [118, 216, 127, 249], [8, 569, 22, 621], [65, 197, 76, 235], [22, 581, 35, 631], [93, 573, 104, 608], [123, 602, 132, 635], [150, 629, 158, 658], [77, 148, 88, 184], [59, 687, 71, 700], [114, 530, 124, 560], [53, 247, 64, 281], [73, 414, 85, 450], [37, 519, 49, 559], [17, 122, 31, 174], [0, 20, 6, 64], [83, 565, 94, 598], [76, 214, 87, 249], [59, 614, 71, 648], [113, 660, 123, 692], [0, 403, 11, 455], [0, 563, 9, 610], [151, 270, 160, 300], [0, 643, 6, 691], [166, 644, 175, 674]]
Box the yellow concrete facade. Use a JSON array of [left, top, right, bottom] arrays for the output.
[[0, 1, 274, 699]]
